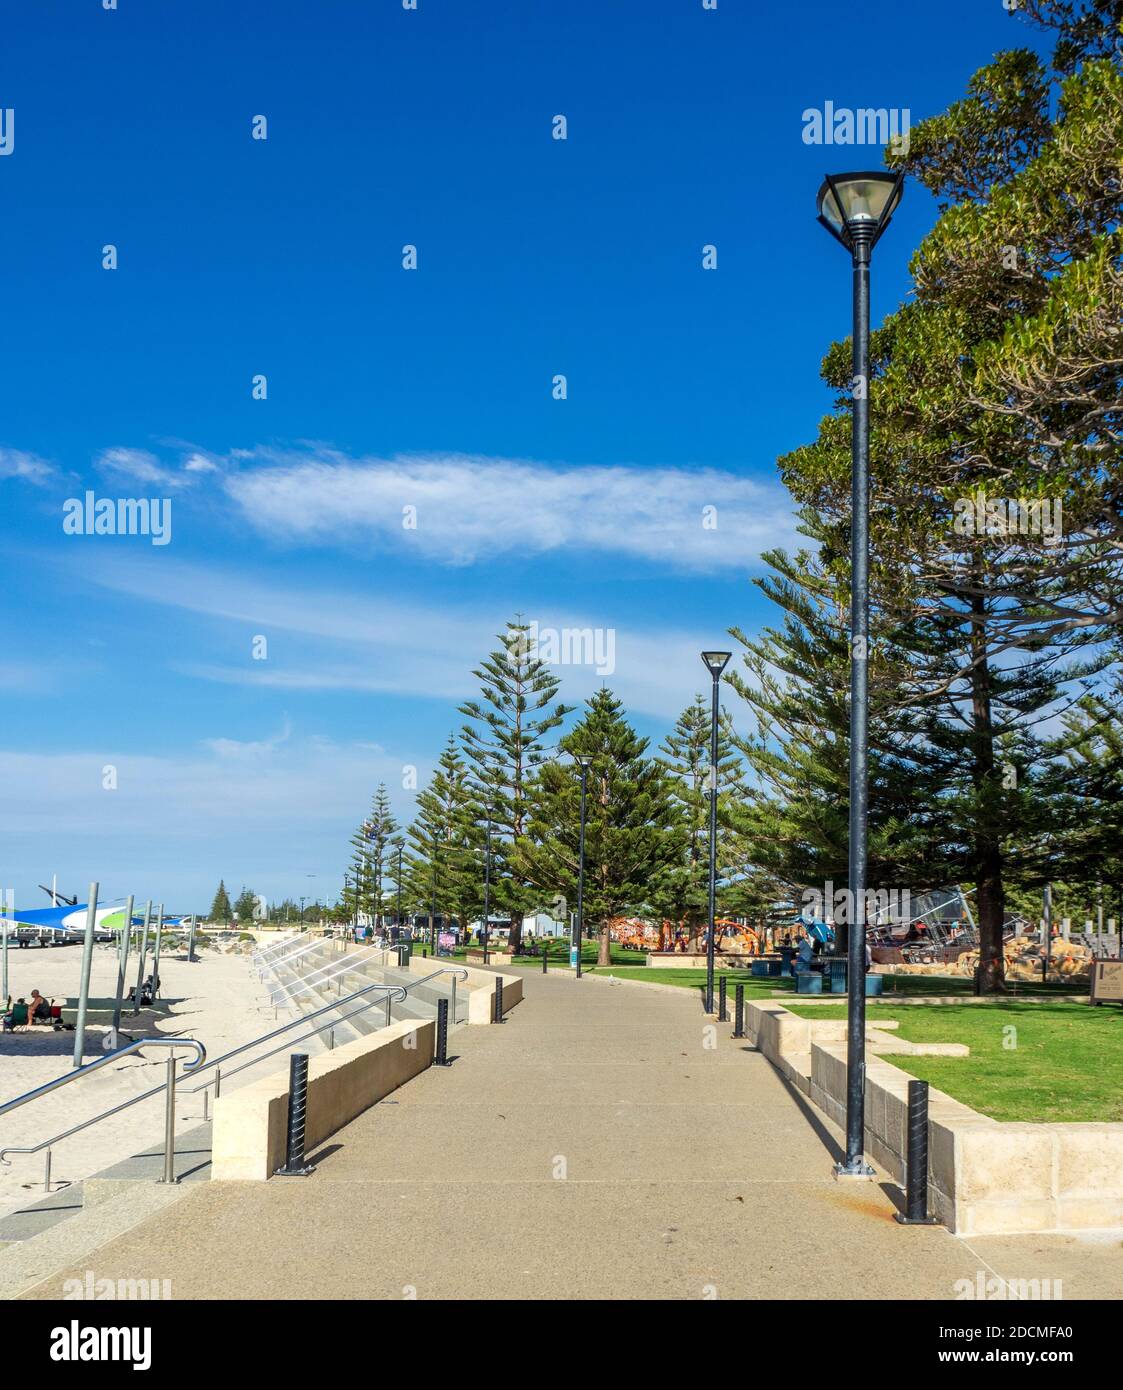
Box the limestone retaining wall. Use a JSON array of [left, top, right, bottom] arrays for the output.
[[746, 1000, 1123, 1236], [212, 1019, 434, 1181]]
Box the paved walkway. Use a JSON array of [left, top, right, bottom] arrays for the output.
[[19, 970, 1123, 1300]]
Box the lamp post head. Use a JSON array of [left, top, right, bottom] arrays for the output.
[[701, 650, 732, 677], [816, 170, 903, 256]]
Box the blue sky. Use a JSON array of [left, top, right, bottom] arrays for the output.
[[0, 0, 1041, 912]]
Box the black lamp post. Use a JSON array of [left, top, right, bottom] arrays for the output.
[[481, 807, 493, 964], [701, 651, 732, 1013], [816, 168, 903, 1176], [430, 834, 439, 955], [573, 756, 591, 977], [395, 842, 403, 935]]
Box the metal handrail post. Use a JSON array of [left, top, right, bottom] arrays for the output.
[[160, 1055, 178, 1184]]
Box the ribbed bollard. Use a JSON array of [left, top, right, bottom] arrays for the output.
[[542, 947, 548, 974], [275, 1053, 314, 1176], [718, 974, 727, 1022], [493, 976, 505, 1024], [895, 1079, 937, 1224], [435, 997, 451, 1065], [733, 984, 745, 1039]]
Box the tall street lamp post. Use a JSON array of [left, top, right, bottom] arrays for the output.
[[701, 652, 732, 1013], [573, 756, 591, 978], [481, 808, 493, 965], [396, 843, 404, 936], [816, 168, 903, 1176]]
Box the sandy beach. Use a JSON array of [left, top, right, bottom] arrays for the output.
[[0, 939, 294, 1220]]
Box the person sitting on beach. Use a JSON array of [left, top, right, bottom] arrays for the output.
[[28, 990, 51, 1024]]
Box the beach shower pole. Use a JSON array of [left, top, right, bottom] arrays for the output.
[[133, 900, 152, 1015], [73, 882, 100, 1068], [151, 904, 165, 997], [112, 894, 134, 1035], [187, 913, 197, 962]]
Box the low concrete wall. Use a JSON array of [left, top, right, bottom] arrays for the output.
[[212, 1019, 434, 1181], [747, 1000, 1123, 1236], [399, 955, 523, 1024], [646, 952, 756, 970]]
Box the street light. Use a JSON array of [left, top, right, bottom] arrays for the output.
[[481, 806, 494, 965], [395, 841, 404, 938], [701, 651, 732, 1013], [816, 167, 903, 1177], [573, 755, 591, 978]]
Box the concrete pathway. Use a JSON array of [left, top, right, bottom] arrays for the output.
[[17, 970, 1123, 1300]]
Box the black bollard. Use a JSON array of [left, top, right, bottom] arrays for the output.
[[275, 1054, 314, 1176], [895, 1079, 938, 1224], [733, 984, 745, 1039], [718, 974, 727, 1022], [542, 946, 548, 974], [435, 997, 451, 1065], [494, 976, 505, 1023]]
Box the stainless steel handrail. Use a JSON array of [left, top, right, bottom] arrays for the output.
[[253, 930, 308, 963], [0, 1036, 206, 1122], [256, 935, 333, 977], [0, 979, 403, 1166], [268, 944, 383, 994]]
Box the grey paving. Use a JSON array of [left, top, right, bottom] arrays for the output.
[[14, 969, 1123, 1300]]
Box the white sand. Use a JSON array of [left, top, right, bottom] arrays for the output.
[[0, 942, 295, 1220]]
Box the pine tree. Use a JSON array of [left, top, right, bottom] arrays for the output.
[[459, 619, 574, 953], [517, 689, 685, 966], [233, 885, 257, 922], [403, 736, 485, 941], [654, 695, 745, 947], [209, 880, 232, 925], [760, 12, 1123, 988], [347, 784, 397, 925]]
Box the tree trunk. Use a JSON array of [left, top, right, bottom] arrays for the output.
[[597, 924, 611, 967], [508, 913, 523, 956], [970, 583, 1006, 993]]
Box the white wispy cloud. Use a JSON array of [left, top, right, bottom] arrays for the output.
[[95, 447, 193, 490], [80, 555, 736, 721], [0, 447, 54, 485], [220, 446, 795, 571]]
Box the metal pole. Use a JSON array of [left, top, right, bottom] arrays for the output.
[[838, 224, 875, 1177], [73, 882, 100, 1068], [160, 1054, 178, 1183], [112, 894, 134, 1035], [733, 984, 745, 1039], [494, 976, 505, 1023], [574, 765, 588, 978], [396, 846, 403, 934], [187, 913, 197, 963], [482, 817, 491, 966], [895, 1079, 938, 1224], [151, 903, 165, 997], [133, 900, 152, 1015], [1043, 883, 1052, 983], [718, 972, 727, 1022], [706, 670, 720, 1012]]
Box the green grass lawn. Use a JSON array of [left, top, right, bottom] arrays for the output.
[[582, 965, 794, 996], [785, 999, 1123, 1122]]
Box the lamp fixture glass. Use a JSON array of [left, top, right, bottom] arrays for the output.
[[816, 171, 903, 250], [701, 651, 732, 676]]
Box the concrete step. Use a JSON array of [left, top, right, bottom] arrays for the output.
[[0, 1122, 212, 1245], [0, 1181, 190, 1301]]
